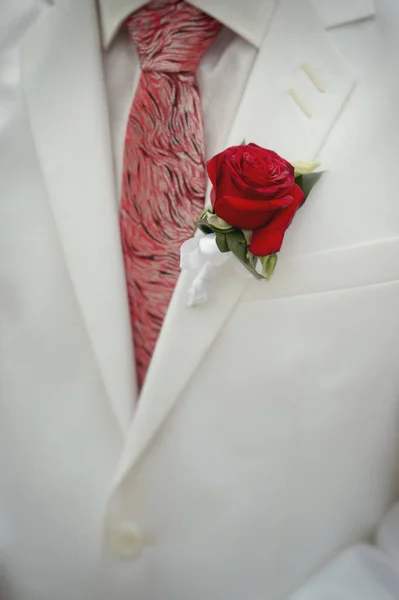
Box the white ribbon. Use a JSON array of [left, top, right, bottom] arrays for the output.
[[180, 234, 231, 306]]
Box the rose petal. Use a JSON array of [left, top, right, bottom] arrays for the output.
[[207, 153, 221, 187], [215, 194, 293, 230], [291, 181, 306, 206], [207, 147, 241, 185], [248, 144, 294, 171], [210, 187, 216, 207], [249, 184, 305, 256], [220, 167, 296, 205]]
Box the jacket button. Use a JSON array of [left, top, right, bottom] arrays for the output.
[[107, 522, 146, 558]]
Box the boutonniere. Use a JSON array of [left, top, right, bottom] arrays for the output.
[[180, 143, 322, 306]]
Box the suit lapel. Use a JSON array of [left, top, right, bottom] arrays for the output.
[[229, 0, 357, 162], [113, 263, 250, 482], [21, 0, 137, 433], [113, 0, 358, 482]]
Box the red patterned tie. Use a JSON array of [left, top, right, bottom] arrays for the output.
[[120, 1, 221, 389]]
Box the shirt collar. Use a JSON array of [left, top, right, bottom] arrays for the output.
[[98, 0, 276, 50]]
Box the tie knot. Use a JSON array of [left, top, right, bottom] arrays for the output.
[[127, 0, 221, 73]]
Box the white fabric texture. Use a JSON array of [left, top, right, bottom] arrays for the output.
[[313, 0, 376, 29], [1, 1, 399, 600], [0, 0, 48, 52], [0, 29, 122, 600], [290, 546, 399, 599], [105, 2, 399, 599], [98, 0, 375, 46], [376, 503, 399, 566]]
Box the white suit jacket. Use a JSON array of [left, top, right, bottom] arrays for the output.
[[1, 0, 399, 599]]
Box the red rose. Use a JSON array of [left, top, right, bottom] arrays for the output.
[[207, 143, 305, 256]]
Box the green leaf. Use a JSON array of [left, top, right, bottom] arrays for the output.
[[224, 232, 263, 279], [243, 260, 264, 280], [226, 230, 248, 263], [215, 233, 229, 253], [265, 253, 278, 279], [259, 256, 268, 277], [207, 214, 236, 234], [207, 214, 232, 230], [298, 171, 323, 198], [247, 252, 258, 272], [242, 229, 252, 244], [245, 264, 264, 279], [257, 253, 278, 279], [199, 208, 212, 220], [196, 215, 213, 235], [197, 223, 213, 235], [295, 174, 303, 189]]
